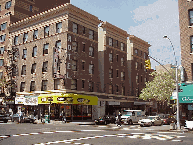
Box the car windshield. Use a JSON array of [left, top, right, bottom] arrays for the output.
[[122, 111, 132, 116], [148, 117, 155, 120]]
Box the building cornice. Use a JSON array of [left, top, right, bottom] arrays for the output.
[[129, 35, 151, 47]]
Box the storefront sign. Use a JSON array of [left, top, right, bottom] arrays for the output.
[[15, 97, 25, 104], [77, 98, 90, 104], [179, 96, 193, 103], [24, 96, 38, 105]]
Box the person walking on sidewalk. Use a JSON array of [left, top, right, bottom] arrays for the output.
[[116, 112, 122, 127]]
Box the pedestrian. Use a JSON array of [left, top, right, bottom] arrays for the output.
[[117, 112, 122, 127]]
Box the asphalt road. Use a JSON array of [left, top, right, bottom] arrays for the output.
[[0, 122, 192, 145]]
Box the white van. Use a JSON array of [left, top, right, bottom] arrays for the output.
[[118, 110, 146, 125]]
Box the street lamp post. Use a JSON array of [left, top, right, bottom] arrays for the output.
[[163, 35, 180, 130]]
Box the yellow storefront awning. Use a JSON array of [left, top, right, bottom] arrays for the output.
[[38, 93, 98, 105]]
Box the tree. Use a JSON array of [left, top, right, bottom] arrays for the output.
[[139, 68, 181, 102]]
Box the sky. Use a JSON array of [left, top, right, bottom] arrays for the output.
[[71, 0, 181, 70]]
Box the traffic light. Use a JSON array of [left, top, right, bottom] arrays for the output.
[[145, 59, 151, 69]]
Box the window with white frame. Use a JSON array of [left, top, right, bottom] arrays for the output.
[[0, 34, 6, 42], [56, 40, 61, 52], [21, 65, 26, 75], [109, 37, 113, 46], [71, 79, 77, 90], [0, 59, 4, 66], [42, 61, 48, 72], [1, 22, 7, 31], [23, 49, 27, 59], [32, 46, 37, 57], [109, 84, 113, 94], [23, 33, 28, 43], [89, 46, 94, 57], [5, 1, 11, 9], [190, 35, 193, 53], [30, 81, 35, 91], [20, 82, 25, 92], [121, 57, 124, 66], [89, 64, 94, 74], [121, 43, 124, 51], [56, 22, 62, 33], [121, 71, 125, 81], [31, 63, 36, 74], [41, 80, 48, 91], [89, 29, 94, 39], [109, 53, 113, 62], [33, 30, 38, 40], [189, 9, 193, 26], [43, 43, 49, 54], [109, 69, 113, 78], [0, 47, 4, 54], [14, 36, 18, 45], [72, 60, 77, 71], [72, 41, 78, 52], [44, 26, 49, 37], [89, 81, 94, 92], [73, 23, 78, 34]]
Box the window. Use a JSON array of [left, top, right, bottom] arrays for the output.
[[1, 22, 7, 31], [116, 84, 119, 93], [72, 41, 78, 52], [190, 36, 193, 53], [31, 63, 36, 74], [14, 36, 18, 45], [189, 9, 193, 26], [42, 61, 48, 72], [0, 72, 3, 79], [144, 52, 146, 59], [141, 75, 143, 82], [0, 34, 6, 42], [109, 53, 113, 62], [54, 79, 60, 90], [21, 65, 26, 75], [29, 5, 33, 12], [5, 1, 11, 9], [135, 49, 138, 55], [72, 60, 77, 71], [89, 64, 94, 74], [89, 29, 94, 39], [121, 57, 124, 66], [0, 5, 1, 11], [82, 43, 85, 52], [32, 46, 37, 57], [68, 35, 71, 42], [56, 22, 62, 33], [109, 37, 113, 46], [89, 46, 94, 57], [30, 81, 35, 91], [109, 69, 113, 78], [0, 47, 4, 54], [89, 81, 94, 92], [71, 79, 77, 90], [122, 86, 125, 95], [43, 43, 49, 54], [56, 40, 61, 52], [83, 26, 85, 34], [121, 43, 124, 51], [115, 40, 118, 47], [23, 33, 28, 43], [41, 80, 48, 91], [141, 62, 143, 69], [136, 75, 139, 83], [44, 26, 49, 37], [191, 63, 193, 80], [33, 30, 38, 40], [82, 80, 85, 88], [82, 61, 85, 70], [20, 82, 25, 92], [22, 49, 27, 59], [57, 59, 60, 73], [116, 70, 119, 77], [116, 54, 119, 62], [121, 71, 125, 81], [135, 62, 138, 70], [73, 23, 78, 34], [109, 84, 113, 94], [144, 77, 147, 83], [0, 59, 4, 66]]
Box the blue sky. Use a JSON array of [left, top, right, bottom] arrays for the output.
[[71, 0, 180, 70]]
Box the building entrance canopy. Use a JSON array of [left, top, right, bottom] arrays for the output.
[[38, 93, 98, 105]]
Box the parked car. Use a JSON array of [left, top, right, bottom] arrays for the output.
[[20, 116, 37, 124], [0, 114, 8, 123], [94, 115, 116, 125], [11, 113, 20, 122], [147, 116, 163, 126], [184, 120, 193, 131], [138, 118, 152, 127]]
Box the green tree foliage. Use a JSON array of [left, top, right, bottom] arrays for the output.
[[139, 68, 181, 102]]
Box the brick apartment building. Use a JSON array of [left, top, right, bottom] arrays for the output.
[[0, 0, 70, 102], [178, 0, 193, 82]]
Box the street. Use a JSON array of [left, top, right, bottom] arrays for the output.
[[0, 121, 192, 145]]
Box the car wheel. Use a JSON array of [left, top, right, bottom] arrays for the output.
[[152, 122, 154, 126], [140, 125, 143, 127], [160, 122, 163, 126], [129, 120, 133, 125], [104, 121, 107, 125]]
